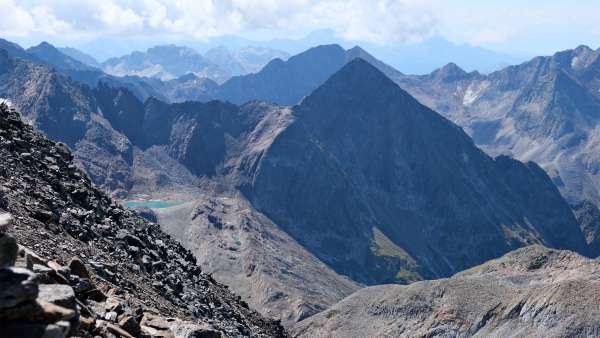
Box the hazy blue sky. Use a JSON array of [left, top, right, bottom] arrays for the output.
[[1, 0, 599, 57]]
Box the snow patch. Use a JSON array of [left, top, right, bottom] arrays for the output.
[[571, 55, 583, 69], [462, 81, 489, 106], [0, 98, 12, 107]]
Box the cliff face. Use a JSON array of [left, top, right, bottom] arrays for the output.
[[0, 103, 286, 337]]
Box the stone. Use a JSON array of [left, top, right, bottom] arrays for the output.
[[0, 300, 75, 322], [22, 246, 47, 268], [39, 301, 77, 323], [105, 311, 118, 322], [84, 288, 107, 302], [0, 212, 12, 233], [68, 257, 90, 279], [169, 321, 222, 338], [42, 321, 70, 338], [38, 284, 77, 312], [118, 315, 141, 336], [0, 267, 38, 309], [0, 234, 18, 268], [102, 322, 135, 338], [47, 260, 71, 278]]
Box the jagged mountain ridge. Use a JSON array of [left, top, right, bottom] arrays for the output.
[[394, 46, 600, 213]]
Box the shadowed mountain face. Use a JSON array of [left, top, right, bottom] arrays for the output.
[[233, 59, 588, 283]]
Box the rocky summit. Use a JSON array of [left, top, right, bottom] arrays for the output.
[[293, 245, 600, 338], [0, 103, 286, 337]]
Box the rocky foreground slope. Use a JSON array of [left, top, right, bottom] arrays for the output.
[[294, 245, 600, 338], [0, 103, 286, 337]]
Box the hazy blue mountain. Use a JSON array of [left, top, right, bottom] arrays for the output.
[[0, 38, 34, 60], [194, 29, 526, 74], [101, 45, 230, 83], [204, 45, 289, 76], [59, 30, 525, 75], [204, 46, 247, 76], [58, 46, 101, 68], [213, 44, 403, 105], [27, 42, 97, 72]]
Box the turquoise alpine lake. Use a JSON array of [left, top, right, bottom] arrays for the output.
[[123, 200, 186, 209]]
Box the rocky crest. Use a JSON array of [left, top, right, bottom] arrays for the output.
[[294, 245, 600, 338], [0, 103, 286, 337]]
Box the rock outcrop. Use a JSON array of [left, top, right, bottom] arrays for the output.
[[0, 103, 286, 337], [294, 245, 600, 338]]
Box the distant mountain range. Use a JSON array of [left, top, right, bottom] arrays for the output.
[[70, 29, 526, 74], [101, 44, 289, 83]]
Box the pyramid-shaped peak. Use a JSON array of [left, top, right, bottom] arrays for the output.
[[300, 58, 414, 108]]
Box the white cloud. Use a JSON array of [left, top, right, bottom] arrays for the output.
[[1, 0, 599, 53], [0, 0, 438, 44]]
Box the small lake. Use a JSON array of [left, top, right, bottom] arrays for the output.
[[123, 200, 186, 209]]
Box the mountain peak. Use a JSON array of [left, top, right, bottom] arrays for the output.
[[431, 62, 469, 81], [301, 58, 412, 109], [29, 41, 59, 53]]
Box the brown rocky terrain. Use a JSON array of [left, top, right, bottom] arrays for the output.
[[294, 245, 600, 338]]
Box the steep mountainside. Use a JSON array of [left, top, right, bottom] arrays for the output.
[[0, 50, 136, 196], [0, 104, 286, 337], [396, 46, 600, 210], [294, 245, 600, 338], [229, 59, 588, 284]]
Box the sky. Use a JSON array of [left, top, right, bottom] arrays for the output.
[[1, 0, 599, 59]]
